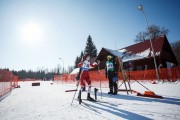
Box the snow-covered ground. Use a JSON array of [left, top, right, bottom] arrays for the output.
[[0, 81, 180, 120]]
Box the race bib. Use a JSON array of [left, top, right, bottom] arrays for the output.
[[106, 62, 114, 71], [107, 63, 113, 68], [82, 60, 90, 70]]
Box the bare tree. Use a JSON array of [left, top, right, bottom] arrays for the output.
[[134, 24, 169, 43], [134, 31, 147, 43]]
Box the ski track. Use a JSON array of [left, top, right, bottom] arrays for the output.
[[0, 81, 180, 120]]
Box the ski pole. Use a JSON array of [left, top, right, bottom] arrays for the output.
[[97, 60, 102, 99], [71, 81, 79, 105]]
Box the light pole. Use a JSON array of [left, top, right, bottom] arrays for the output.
[[138, 5, 160, 81], [59, 58, 64, 74]]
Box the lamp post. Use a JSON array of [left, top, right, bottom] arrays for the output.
[[138, 5, 160, 81], [59, 58, 64, 74]]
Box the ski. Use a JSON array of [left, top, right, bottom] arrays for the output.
[[81, 99, 120, 106], [81, 101, 99, 112], [65, 89, 77, 92], [75, 99, 99, 112]]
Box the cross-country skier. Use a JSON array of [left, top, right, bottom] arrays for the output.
[[105, 55, 118, 95], [78, 53, 97, 101]]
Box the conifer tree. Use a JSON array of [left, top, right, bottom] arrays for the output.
[[84, 35, 97, 58]]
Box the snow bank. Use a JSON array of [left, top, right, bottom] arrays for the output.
[[70, 68, 79, 75]]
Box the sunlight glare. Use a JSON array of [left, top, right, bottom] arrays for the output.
[[20, 22, 43, 45]]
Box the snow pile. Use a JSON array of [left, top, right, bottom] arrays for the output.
[[136, 48, 150, 58], [105, 48, 124, 57], [122, 48, 150, 62], [70, 68, 79, 75], [0, 81, 180, 120]]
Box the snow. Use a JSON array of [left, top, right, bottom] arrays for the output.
[[118, 49, 127, 53], [0, 81, 180, 120], [122, 48, 150, 62], [70, 68, 79, 75], [136, 48, 150, 58], [155, 51, 160, 56], [104, 48, 124, 57], [104, 48, 161, 62]]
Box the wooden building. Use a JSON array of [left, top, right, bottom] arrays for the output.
[[95, 35, 178, 71]]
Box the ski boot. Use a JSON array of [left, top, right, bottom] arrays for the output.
[[113, 86, 118, 95], [108, 88, 113, 94], [94, 88, 98, 100], [113, 91, 117, 95], [87, 93, 96, 101], [78, 90, 82, 104], [82, 86, 86, 92]]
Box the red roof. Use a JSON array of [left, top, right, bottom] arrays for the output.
[[119, 35, 165, 57]]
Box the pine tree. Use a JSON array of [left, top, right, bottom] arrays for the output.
[[74, 35, 97, 68], [84, 35, 97, 58], [74, 56, 79, 68], [74, 51, 84, 68], [80, 51, 84, 59]]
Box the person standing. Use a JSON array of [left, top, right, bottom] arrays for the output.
[[105, 55, 118, 95], [78, 53, 97, 102]]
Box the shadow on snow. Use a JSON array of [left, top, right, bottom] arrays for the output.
[[85, 101, 152, 120], [96, 92, 180, 106]]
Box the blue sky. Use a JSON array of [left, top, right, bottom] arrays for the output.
[[0, 0, 180, 71]]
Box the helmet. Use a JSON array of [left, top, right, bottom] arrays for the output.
[[107, 55, 113, 60]]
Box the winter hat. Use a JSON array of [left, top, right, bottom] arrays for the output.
[[107, 55, 113, 60]]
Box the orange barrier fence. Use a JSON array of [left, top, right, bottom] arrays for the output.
[[130, 66, 180, 81], [0, 69, 19, 98], [54, 66, 180, 87]]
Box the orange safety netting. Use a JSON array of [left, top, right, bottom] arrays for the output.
[[0, 69, 19, 98], [54, 66, 180, 87]]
